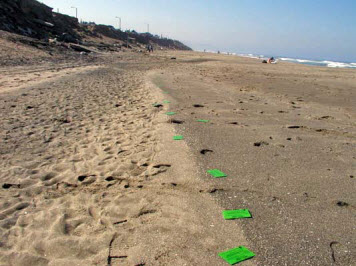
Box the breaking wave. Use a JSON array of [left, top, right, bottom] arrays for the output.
[[198, 50, 356, 69], [273, 57, 356, 69]]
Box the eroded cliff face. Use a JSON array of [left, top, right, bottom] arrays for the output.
[[0, 0, 80, 40], [0, 0, 191, 50]]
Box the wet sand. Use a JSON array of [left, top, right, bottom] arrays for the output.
[[151, 51, 356, 265], [0, 50, 355, 265]]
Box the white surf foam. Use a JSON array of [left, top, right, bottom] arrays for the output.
[[280, 58, 356, 69], [198, 51, 356, 69]]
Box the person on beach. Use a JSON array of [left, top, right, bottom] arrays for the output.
[[268, 57, 275, 63], [146, 44, 154, 53]]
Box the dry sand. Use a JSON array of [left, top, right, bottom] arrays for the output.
[[0, 52, 251, 266], [0, 50, 355, 265]]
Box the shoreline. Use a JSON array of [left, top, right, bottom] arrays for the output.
[[194, 50, 356, 69]]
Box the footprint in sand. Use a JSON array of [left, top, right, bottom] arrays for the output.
[[287, 125, 303, 129], [77, 175, 97, 184], [2, 183, 20, 189], [199, 187, 225, 194], [105, 176, 115, 182], [40, 172, 57, 181], [200, 149, 213, 155], [254, 141, 269, 147], [147, 164, 171, 176], [336, 201, 349, 207], [170, 119, 184, 124]]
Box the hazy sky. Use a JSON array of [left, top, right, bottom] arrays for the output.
[[40, 0, 356, 62]]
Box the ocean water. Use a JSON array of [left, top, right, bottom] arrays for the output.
[[278, 57, 356, 68], [238, 54, 356, 69], [237, 53, 356, 68], [199, 50, 356, 69]]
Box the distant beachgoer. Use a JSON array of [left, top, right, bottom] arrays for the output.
[[146, 44, 153, 53], [268, 57, 275, 63]]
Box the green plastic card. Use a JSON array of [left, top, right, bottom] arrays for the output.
[[163, 100, 171, 104], [173, 135, 183, 140], [152, 103, 161, 107], [166, 112, 176, 116], [163, 91, 169, 94], [219, 246, 255, 265], [222, 209, 252, 220], [197, 119, 209, 123], [207, 169, 227, 178]]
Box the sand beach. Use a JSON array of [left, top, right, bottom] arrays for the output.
[[0, 50, 355, 265]]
